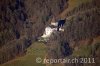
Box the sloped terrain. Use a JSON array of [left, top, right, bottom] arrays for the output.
[[0, 0, 68, 64], [0, 0, 100, 66], [45, 0, 100, 66], [0, 42, 46, 66]]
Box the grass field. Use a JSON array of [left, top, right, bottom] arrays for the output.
[[60, 0, 92, 18], [0, 42, 46, 66]]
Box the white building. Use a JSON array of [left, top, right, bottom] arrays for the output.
[[41, 26, 64, 38], [50, 22, 58, 26], [41, 27, 55, 38]]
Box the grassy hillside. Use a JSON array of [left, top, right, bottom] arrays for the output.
[[60, 0, 92, 18], [0, 42, 46, 66], [0, 0, 100, 66]]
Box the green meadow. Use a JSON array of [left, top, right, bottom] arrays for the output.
[[0, 42, 46, 66]]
